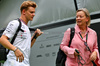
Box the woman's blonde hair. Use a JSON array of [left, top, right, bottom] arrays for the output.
[[76, 8, 91, 26]]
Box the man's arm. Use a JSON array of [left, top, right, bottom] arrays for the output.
[[0, 35, 24, 62], [0, 35, 16, 51], [31, 29, 43, 47]]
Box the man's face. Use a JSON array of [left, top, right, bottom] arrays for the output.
[[25, 7, 35, 21]]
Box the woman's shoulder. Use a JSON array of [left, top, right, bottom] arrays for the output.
[[64, 27, 74, 35], [65, 28, 71, 32], [88, 27, 97, 35]]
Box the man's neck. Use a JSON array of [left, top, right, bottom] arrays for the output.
[[20, 16, 28, 25]]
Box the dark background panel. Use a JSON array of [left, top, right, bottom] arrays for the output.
[[90, 22, 100, 53]]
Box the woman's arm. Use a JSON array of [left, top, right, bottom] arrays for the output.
[[60, 28, 75, 58]]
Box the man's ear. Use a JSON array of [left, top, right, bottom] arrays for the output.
[[22, 9, 26, 15]]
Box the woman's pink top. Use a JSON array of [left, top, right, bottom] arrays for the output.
[[60, 24, 100, 66]]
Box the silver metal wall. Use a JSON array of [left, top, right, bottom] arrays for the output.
[[0, 0, 100, 28]]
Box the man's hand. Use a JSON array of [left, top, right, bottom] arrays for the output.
[[14, 48, 24, 62], [34, 28, 43, 38]]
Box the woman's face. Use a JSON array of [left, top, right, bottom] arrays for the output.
[[76, 11, 88, 27]]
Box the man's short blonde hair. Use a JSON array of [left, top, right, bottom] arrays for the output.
[[20, 1, 37, 13]]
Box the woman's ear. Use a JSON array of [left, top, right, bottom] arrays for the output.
[[86, 17, 89, 22]]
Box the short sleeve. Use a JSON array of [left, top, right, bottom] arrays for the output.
[[3, 20, 19, 39]]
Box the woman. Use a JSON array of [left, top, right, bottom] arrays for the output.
[[60, 8, 100, 66]]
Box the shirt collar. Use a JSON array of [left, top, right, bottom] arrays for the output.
[[75, 24, 89, 33], [19, 18, 27, 26]]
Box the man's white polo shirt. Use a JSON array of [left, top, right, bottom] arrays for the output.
[[3, 19, 31, 65]]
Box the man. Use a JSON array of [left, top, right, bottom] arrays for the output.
[[0, 1, 43, 66]]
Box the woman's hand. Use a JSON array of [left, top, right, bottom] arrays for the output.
[[90, 51, 97, 61], [74, 49, 80, 56], [14, 48, 24, 62]]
